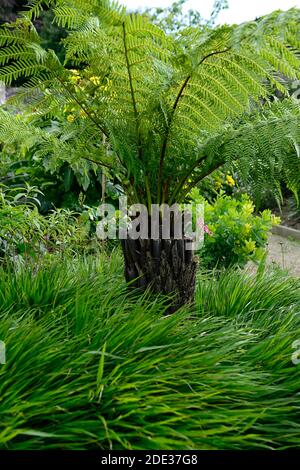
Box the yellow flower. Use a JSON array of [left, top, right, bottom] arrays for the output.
[[70, 75, 80, 84], [90, 76, 101, 86], [69, 70, 80, 83], [225, 174, 235, 187], [67, 114, 75, 123]]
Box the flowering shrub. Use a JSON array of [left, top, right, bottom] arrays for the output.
[[189, 188, 280, 269]]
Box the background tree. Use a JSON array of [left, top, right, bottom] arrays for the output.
[[0, 1, 299, 311], [141, 0, 228, 34]]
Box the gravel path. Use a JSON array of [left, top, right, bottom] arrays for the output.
[[267, 233, 300, 276]]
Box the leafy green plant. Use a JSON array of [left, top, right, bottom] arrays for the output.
[[0, 185, 101, 263], [0, 184, 42, 261], [0, 107, 114, 210], [0, 1, 299, 309], [189, 188, 280, 269]]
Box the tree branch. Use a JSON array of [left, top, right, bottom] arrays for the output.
[[80, 155, 113, 170]]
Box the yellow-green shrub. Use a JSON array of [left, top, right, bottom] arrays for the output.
[[190, 189, 280, 269]]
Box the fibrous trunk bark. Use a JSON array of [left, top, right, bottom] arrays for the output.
[[121, 235, 197, 314]]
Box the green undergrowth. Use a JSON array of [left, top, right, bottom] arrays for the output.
[[0, 253, 300, 450]]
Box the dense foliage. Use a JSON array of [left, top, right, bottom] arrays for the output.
[[0, 185, 102, 264], [0, 1, 300, 451], [0, 2, 299, 208], [204, 194, 279, 268], [1, 255, 300, 449]]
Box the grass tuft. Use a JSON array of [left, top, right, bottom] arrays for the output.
[[0, 255, 300, 449]]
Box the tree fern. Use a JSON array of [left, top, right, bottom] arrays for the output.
[[0, 1, 299, 206]]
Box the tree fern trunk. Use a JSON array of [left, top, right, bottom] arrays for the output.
[[121, 234, 197, 314]]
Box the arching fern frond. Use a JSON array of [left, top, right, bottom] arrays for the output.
[[0, 108, 117, 187], [174, 99, 300, 204]]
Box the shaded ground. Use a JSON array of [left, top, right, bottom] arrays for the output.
[[273, 198, 300, 230], [267, 233, 300, 276]]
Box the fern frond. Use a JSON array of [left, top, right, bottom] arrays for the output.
[[24, 0, 56, 20], [176, 99, 300, 203]]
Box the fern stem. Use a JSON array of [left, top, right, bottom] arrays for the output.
[[157, 48, 231, 204], [122, 21, 143, 163], [81, 156, 113, 170], [179, 159, 226, 202], [169, 155, 207, 204]]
